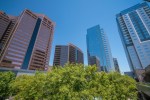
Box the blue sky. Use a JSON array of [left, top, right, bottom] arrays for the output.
[[0, 0, 142, 72]]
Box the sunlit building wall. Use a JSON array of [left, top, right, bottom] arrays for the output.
[[0, 9, 54, 70], [86, 25, 114, 72], [116, 2, 150, 71], [53, 43, 84, 66]]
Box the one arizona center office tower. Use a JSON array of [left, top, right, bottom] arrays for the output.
[[0, 9, 54, 70]]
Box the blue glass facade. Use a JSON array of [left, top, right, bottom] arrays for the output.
[[21, 18, 41, 69], [86, 25, 114, 72], [116, 2, 150, 71], [129, 11, 150, 41]]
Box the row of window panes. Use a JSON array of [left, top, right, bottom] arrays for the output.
[[12, 61, 22, 65], [15, 31, 31, 38], [7, 48, 26, 55], [36, 45, 47, 51], [5, 56, 23, 62], [13, 37, 29, 45], [7, 52, 24, 58], [13, 33, 30, 42], [9, 44, 27, 52], [10, 41, 27, 49]]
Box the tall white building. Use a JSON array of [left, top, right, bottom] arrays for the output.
[[116, 2, 150, 72]]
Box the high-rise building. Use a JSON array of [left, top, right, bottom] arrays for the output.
[[124, 71, 135, 78], [86, 25, 114, 72], [68, 44, 84, 64], [0, 11, 11, 40], [89, 56, 101, 71], [0, 9, 54, 70], [53, 45, 69, 66], [0, 12, 19, 67], [116, 2, 150, 72], [53, 43, 84, 66], [113, 58, 120, 73], [0, 12, 17, 53]]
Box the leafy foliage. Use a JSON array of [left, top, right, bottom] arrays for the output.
[[9, 64, 137, 100], [10, 72, 46, 100], [0, 71, 15, 99]]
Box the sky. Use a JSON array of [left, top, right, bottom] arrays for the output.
[[0, 0, 142, 73]]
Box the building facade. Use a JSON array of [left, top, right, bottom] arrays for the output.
[[0, 12, 17, 56], [89, 56, 101, 71], [53, 43, 84, 66], [0, 9, 54, 70], [0, 11, 11, 40], [86, 25, 114, 72], [116, 2, 150, 72], [53, 45, 69, 66], [113, 58, 120, 73], [124, 71, 135, 78]]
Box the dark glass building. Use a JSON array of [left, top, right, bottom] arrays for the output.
[[113, 58, 120, 73], [89, 56, 101, 71]]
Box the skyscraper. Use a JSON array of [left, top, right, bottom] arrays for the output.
[[116, 2, 150, 72], [53, 45, 69, 66], [0, 12, 17, 53], [0, 9, 54, 70], [89, 56, 101, 71], [113, 58, 120, 73], [53, 43, 84, 66], [86, 25, 114, 72], [0, 11, 11, 40]]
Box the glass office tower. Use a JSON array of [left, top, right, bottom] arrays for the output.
[[86, 25, 114, 72], [116, 2, 150, 72]]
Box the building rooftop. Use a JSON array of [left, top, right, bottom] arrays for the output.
[[68, 43, 83, 53], [116, 2, 148, 17]]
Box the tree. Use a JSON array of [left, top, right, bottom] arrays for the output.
[[10, 72, 46, 100], [0, 71, 15, 100], [10, 64, 137, 100]]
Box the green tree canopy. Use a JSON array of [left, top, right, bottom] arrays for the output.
[[10, 64, 137, 100], [0, 71, 15, 99]]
